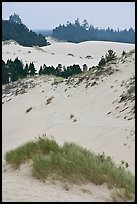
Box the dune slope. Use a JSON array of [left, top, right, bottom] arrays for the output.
[[2, 42, 135, 202]]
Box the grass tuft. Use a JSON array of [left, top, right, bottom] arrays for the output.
[[70, 114, 74, 119], [26, 107, 32, 113], [5, 136, 135, 200], [45, 96, 54, 105]]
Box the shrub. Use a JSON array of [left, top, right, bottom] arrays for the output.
[[122, 50, 126, 56], [45, 96, 54, 105], [26, 107, 32, 113], [70, 114, 74, 119], [68, 53, 74, 57]]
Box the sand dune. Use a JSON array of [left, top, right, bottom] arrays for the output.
[[2, 40, 135, 202], [2, 39, 135, 71]]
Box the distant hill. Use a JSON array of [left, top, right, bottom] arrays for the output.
[[2, 20, 48, 47]]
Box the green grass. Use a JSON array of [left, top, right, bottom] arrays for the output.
[[5, 135, 135, 199]]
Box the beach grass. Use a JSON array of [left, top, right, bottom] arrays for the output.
[[5, 135, 135, 199], [45, 96, 54, 105]]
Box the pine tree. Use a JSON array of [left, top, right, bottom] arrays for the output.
[[24, 63, 29, 77], [39, 66, 43, 75], [2, 60, 9, 84], [14, 57, 24, 79], [98, 56, 106, 67], [9, 13, 22, 24], [28, 62, 36, 75], [105, 49, 117, 62]]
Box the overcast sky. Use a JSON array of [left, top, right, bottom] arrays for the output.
[[2, 2, 135, 30]]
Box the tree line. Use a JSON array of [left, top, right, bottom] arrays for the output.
[[52, 18, 135, 44], [2, 58, 83, 84], [2, 49, 119, 85], [2, 58, 36, 84], [2, 14, 48, 47]]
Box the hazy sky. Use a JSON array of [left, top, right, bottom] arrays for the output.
[[2, 2, 135, 30]]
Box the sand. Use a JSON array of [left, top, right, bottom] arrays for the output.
[[2, 40, 135, 202], [2, 39, 135, 70]]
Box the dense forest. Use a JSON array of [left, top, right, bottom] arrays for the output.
[[52, 18, 135, 44], [2, 14, 48, 47]]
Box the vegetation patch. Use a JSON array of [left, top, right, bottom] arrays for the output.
[[68, 53, 74, 57], [5, 135, 135, 200], [26, 107, 32, 113], [70, 114, 74, 119], [85, 55, 93, 59], [45, 96, 54, 105], [73, 119, 77, 122], [98, 49, 117, 67]]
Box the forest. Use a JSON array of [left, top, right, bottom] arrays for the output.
[[2, 14, 48, 47], [52, 18, 135, 44]]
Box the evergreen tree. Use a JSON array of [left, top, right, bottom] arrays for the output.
[[6, 59, 17, 82], [82, 19, 89, 30], [98, 56, 106, 67], [2, 60, 9, 84], [2, 18, 48, 47], [83, 64, 88, 71], [9, 13, 22, 24], [24, 63, 29, 77], [14, 57, 24, 79], [105, 49, 117, 62], [39, 66, 43, 75], [28, 62, 36, 75]]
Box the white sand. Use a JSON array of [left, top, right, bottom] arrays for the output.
[[2, 39, 134, 71], [2, 40, 135, 202]]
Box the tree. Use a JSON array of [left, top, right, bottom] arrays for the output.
[[82, 19, 89, 30], [2, 60, 9, 84], [56, 64, 62, 75], [74, 18, 80, 27], [122, 50, 126, 56], [2, 19, 48, 47], [9, 13, 22, 24], [24, 63, 29, 77], [6, 59, 18, 82], [28, 62, 36, 75], [98, 56, 106, 67], [52, 19, 135, 44], [105, 49, 117, 62], [14, 57, 24, 79], [39, 66, 43, 75], [83, 64, 88, 72]]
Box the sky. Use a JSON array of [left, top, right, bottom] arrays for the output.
[[2, 2, 135, 30]]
